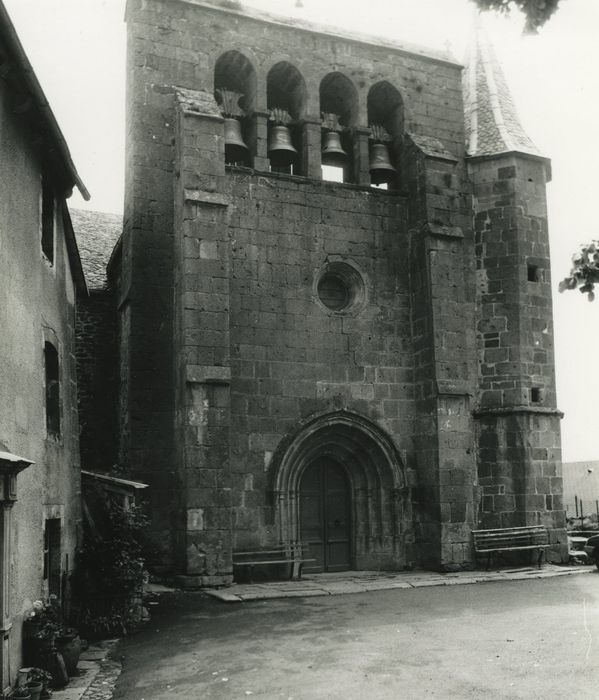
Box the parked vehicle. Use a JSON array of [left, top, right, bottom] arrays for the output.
[[583, 534, 599, 569], [568, 536, 590, 565]]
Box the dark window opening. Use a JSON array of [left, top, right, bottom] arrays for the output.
[[43, 518, 62, 598], [41, 175, 55, 263], [318, 273, 350, 311], [527, 264, 540, 282], [531, 387, 542, 403], [45, 342, 60, 436], [270, 160, 295, 175]]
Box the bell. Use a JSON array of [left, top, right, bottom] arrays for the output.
[[321, 131, 348, 168], [268, 125, 297, 167], [224, 117, 249, 164], [369, 143, 397, 185]]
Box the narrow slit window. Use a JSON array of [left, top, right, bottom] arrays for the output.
[[41, 174, 55, 263], [43, 518, 62, 598], [44, 342, 60, 436], [527, 264, 540, 282]]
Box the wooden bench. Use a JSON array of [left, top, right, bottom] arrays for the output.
[[472, 525, 550, 570], [232, 543, 315, 582]]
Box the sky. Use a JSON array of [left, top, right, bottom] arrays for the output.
[[4, 0, 599, 462]]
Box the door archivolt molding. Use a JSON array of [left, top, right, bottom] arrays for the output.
[[269, 410, 406, 553]]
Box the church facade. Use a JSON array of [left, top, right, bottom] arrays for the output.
[[113, 0, 567, 584]]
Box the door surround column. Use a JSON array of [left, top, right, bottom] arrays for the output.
[[0, 450, 34, 693]]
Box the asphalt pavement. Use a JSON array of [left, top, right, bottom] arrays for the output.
[[112, 571, 599, 699]]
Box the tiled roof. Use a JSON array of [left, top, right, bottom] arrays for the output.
[[70, 208, 122, 290], [463, 23, 539, 158]]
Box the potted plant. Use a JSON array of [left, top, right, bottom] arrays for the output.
[[27, 669, 52, 700], [25, 679, 42, 700], [11, 687, 32, 700], [23, 599, 61, 658], [22, 599, 72, 688]]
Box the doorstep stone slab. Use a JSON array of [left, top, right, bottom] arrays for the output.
[[409, 579, 448, 588], [324, 583, 368, 594], [205, 589, 244, 602], [203, 565, 595, 603], [361, 581, 414, 591], [238, 588, 328, 600], [264, 588, 330, 599]]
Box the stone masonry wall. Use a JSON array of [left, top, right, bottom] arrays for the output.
[[225, 173, 413, 552], [76, 290, 119, 471], [402, 135, 478, 569], [0, 74, 81, 678], [122, 0, 549, 574], [471, 154, 567, 558]]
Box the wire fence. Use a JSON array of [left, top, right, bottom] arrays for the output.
[[565, 495, 599, 530]]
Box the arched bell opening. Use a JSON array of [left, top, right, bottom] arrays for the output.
[[319, 72, 358, 184], [367, 81, 404, 189], [267, 61, 307, 175], [271, 412, 409, 571], [214, 50, 257, 166]]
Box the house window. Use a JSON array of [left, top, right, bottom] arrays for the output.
[[41, 174, 55, 264], [44, 342, 60, 437], [43, 518, 62, 598]]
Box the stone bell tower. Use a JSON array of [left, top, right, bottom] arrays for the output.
[[115, 0, 566, 583], [464, 26, 567, 556]]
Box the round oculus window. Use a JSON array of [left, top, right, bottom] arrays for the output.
[[316, 261, 366, 314], [317, 273, 351, 311]]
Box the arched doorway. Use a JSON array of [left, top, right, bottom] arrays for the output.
[[300, 458, 351, 572], [271, 411, 410, 571]]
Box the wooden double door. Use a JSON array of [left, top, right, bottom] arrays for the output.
[[299, 458, 351, 572]]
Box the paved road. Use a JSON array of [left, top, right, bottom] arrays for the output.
[[114, 574, 599, 699]]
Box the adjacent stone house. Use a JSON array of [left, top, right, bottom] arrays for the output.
[[0, 1, 88, 689], [105, 0, 567, 585], [72, 209, 122, 474]]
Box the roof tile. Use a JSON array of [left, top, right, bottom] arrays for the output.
[[70, 208, 122, 290]]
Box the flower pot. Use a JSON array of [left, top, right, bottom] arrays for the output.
[[27, 682, 43, 700], [55, 634, 82, 676], [11, 691, 32, 700]]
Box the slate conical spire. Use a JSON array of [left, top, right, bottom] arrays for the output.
[[463, 15, 540, 159]]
